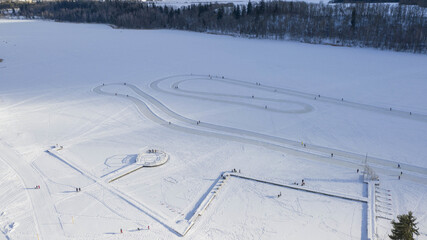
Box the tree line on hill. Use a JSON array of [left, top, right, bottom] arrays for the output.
[[399, 0, 427, 7], [331, 0, 426, 7], [3, 0, 426, 53]]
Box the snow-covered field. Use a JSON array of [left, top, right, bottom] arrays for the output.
[[0, 19, 426, 240]]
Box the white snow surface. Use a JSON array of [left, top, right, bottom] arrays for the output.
[[0, 19, 426, 240]]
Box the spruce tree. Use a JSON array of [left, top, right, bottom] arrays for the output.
[[247, 1, 252, 15], [389, 211, 420, 240]]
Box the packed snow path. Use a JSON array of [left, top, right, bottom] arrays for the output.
[[228, 173, 368, 203], [94, 81, 427, 186], [152, 74, 427, 122], [45, 149, 186, 236], [107, 150, 169, 183], [0, 143, 65, 240], [151, 75, 314, 114], [182, 171, 370, 237], [152, 74, 427, 176]]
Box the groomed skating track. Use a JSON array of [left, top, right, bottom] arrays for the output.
[[94, 75, 427, 185]]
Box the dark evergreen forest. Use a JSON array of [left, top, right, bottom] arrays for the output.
[[3, 1, 426, 53]]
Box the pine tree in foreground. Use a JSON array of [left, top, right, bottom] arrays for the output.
[[389, 211, 420, 240]]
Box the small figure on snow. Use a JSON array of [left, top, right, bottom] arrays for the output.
[[331, 153, 334, 157], [398, 164, 401, 168], [357, 169, 359, 173]]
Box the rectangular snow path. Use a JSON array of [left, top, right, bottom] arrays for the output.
[[230, 173, 368, 203]]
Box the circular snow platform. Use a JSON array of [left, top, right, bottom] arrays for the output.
[[136, 148, 169, 167]]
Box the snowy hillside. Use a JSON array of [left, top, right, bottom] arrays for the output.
[[0, 19, 426, 240]]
